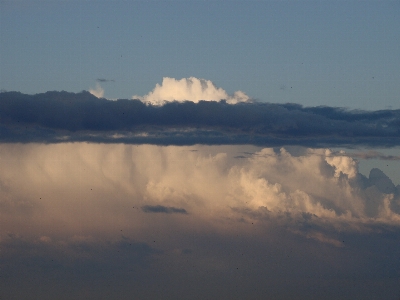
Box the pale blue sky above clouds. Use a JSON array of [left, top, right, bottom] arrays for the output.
[[1, 0, 399, 110]]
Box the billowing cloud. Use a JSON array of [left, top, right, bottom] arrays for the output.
[[1, 143, 399, 240], [89, 83, 104, 98], [1, 143, 400, 299], [133, 77, 250, 105]]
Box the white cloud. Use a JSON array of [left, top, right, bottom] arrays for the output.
[[132, 77, 250, 105], [89, 83, 104, 98], [323, 149, 358, 178]]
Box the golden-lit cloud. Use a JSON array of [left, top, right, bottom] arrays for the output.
[[132, 77, 250, 105], [1, 143, 400, 299], [1, 143, 399, 245]]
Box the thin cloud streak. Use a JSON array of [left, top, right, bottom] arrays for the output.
[[142, 205, 188, 214], [96, 78, 115, 83], [346, 150, 400, 161]]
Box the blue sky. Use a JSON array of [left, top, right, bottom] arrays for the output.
[[1, 0, 399, 110], [1, 2, 400, 299]]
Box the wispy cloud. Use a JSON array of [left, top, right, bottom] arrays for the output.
[[89, 83, 104, 98], [345, 150, 400, 161]]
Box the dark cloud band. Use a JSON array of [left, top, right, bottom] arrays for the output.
[[96, 78, 115, 82], [142, 205, 188, 214], [1, 91, 399, 146]]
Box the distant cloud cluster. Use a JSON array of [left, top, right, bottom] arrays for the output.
[[132, 77, 250, 105]]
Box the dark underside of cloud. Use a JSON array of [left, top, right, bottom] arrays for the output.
[[142, 205, 188, 214], [1, 91, 399, 146]]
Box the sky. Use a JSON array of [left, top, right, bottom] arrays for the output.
[[1, 0, 400, 110], [1, 1, 400, 299]]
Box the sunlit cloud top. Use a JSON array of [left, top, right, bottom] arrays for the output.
[[88, 83, 104, 98], [133, 77, 250, 105]]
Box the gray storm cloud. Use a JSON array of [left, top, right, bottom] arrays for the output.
[[132, 77, 250, 105], [1, 90, 400, 147]]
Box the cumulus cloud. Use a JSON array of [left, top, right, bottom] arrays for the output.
[[132, 77, 250, 105], [325, 149, 358, 178], [89, 83, 104, 98], [1, 143, 399, 241], [1, 143, 400, 299]]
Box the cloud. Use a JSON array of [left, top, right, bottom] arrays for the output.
[[142, 205, 188, 214], [369, 168, 397, 194], [325, 149, 358, 178], [96, 78, 115, 83], [346, 150, 400, 161], [1, 143, 400, 299], [1, 90, 400, 147], [89, 83, 104, 98], [0, 92, 400, 147], [1, 143, 399, 237], [132, 77, 250, 105]]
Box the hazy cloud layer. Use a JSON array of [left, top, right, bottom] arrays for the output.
[[1, 90, 399, 146], [1, 143, 400, 299], [133, 77, 250, 105]]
